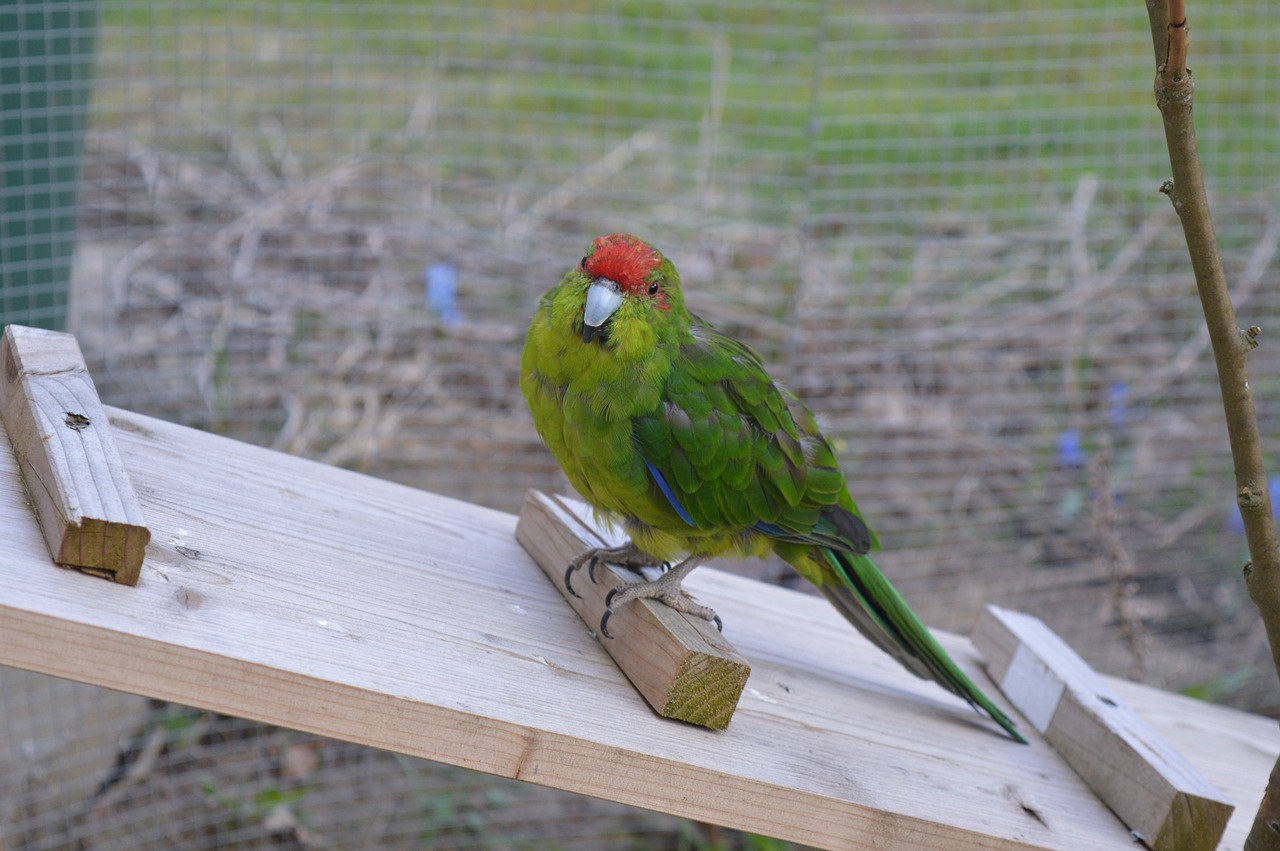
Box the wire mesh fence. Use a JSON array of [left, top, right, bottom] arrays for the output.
[[3, 0, 1279, 847], [0, 669, 712, 850]]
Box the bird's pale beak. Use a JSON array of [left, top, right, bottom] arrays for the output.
[[582, 278, 624, 343]]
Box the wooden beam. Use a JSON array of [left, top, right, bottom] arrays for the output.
[[515, 489, 750, 730], [1, 406, 1276, 849], [973, 605, 1233, 851], [0, 325, 149, 584]]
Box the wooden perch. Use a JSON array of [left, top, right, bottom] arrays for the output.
[[515, 490, 750, 730], [0, 401, 1276, 849], [0, 325, 149, 584], [974, 605, 1232, 851]]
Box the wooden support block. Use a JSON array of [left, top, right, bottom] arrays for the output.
[[0, 325, 150, 584], [973, 605, 1232, 851], [515, 489, 750, 730]]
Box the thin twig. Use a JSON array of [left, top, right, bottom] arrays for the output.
[[1089, 438, 1149, 681]]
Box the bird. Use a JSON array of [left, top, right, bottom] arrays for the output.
[[520, 233, 1026, 744]]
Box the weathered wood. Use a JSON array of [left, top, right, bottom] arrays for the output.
[[0, 325, 149, 584], [1, 406, 1276, 849], [515, 489, 750, 730], [973, 605, 1233, 851]]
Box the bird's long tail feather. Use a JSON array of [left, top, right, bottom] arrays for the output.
[[819, 548, 1027, 744]]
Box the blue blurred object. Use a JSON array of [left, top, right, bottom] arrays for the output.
[[425, 262, 462, 325], [1057, 429, 1086, 468], [1108, 381, 1129, 428]]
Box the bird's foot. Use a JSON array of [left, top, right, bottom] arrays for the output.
[[563, 542, 667, 599], [599, 556, 720, 639]]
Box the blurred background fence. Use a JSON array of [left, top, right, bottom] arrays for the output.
[[3, 1, 1279, 848]]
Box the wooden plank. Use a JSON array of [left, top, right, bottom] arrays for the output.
[[515, 490, 750, 730], [973, 605, 1233, 851], [1, 407, 1275, 850], [0, 325, 149, 584]]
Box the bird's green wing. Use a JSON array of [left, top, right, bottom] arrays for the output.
[[631, 316, 875, 553]]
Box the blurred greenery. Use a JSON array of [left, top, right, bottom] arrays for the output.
[[92, 1, 1279, 228]]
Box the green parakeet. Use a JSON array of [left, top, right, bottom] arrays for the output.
[[520, 233, 1025, 744]]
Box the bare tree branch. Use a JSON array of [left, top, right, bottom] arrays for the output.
[[1141, 2, 1280, 849]]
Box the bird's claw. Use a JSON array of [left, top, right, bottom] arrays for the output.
[[598, 582, 721, 639], [564, 553, 608, 598], [566, 549, 718, 639], [600, 589, 618, 639]]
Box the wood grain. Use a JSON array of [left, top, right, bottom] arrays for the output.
[[973, 605, 1233, 851], [515, 490, 750, 729], [0, 406, 1275, 850], [0, 325, 149, 584]]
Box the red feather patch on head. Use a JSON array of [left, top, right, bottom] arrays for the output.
[[583, 234, 661, 295]]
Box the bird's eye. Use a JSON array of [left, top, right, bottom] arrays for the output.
[[648, 281, 660, 296], [579, 256, 588, 269]]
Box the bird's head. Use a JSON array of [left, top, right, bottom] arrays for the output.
[[575, 234, 683, 346]]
